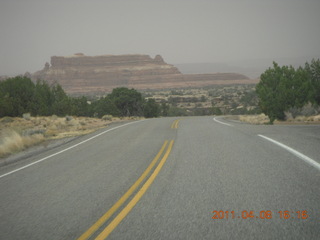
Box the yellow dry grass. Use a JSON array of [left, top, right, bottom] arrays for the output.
[[0, 129, 44, 158], [238, 114, 270, 125], [237, 114, 320, 125], [292, 115, 320, 123], [0, 115, 143, 158]]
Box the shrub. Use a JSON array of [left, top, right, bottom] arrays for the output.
[[102, 115, 113, 121], [0, 129, 44, 158], [22, 113, 31, 120]]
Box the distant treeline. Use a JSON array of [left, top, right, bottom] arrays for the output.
[[256, 59, 320, 123], [2, 58, 319, 121], [0, 76, 165, 118]]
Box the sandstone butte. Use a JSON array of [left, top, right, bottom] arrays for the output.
[[31, 53, 258, 94]]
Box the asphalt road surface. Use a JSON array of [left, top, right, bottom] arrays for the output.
[[0, 117, 319, 240]]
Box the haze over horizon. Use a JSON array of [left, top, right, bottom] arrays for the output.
[[1, 0, 319, 76]]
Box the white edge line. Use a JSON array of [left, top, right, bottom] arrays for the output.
[[213, 117, 233, 127], [258, 134, 320, 171], [0, 120, 146, 179]]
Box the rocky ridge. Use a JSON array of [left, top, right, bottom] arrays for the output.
[[32, 53, 257, 94]]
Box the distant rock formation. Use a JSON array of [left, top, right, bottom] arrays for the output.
[[31, 54, 256, 94]]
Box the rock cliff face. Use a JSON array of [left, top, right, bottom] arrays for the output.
[[32, 54, 256, 94]]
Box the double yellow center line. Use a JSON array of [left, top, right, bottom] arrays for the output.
[[171, 119, 180, 129], [77, 140, 174, 240]]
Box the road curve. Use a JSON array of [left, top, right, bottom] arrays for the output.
[[0, 117, 319, 239]]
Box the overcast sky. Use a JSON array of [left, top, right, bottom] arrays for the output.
[[1, 0, 319, 76]]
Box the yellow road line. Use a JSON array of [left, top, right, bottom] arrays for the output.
[[77, 141, 168, 240], [171, 119, 180, 129], [95, 140, 174, 240], [174, 119, 179, 129], [171, 120, 176, 129]]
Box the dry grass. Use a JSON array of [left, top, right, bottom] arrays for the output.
[[0, 115, 143, 158], [237, 114, 320, 125], [0, 129, 44, 158], [238, 114, 270, 125], [291, 114, 320, 123]]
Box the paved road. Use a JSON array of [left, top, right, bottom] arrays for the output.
[[0, 117, 319, 239]]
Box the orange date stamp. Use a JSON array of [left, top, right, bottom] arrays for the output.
[[212, 210, 309, 220]]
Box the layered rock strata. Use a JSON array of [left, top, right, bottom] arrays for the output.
[[32, 54, 256, 94]]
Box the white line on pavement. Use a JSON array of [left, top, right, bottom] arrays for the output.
[[258, 134, 320, 171], [213, 117, 234, 127], [0, 120, 146, 179]]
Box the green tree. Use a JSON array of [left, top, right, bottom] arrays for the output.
[[256, 62, 293, 123], [0, 93, 14, 117], [70, 96, 91, 116], [108, 88, 144, 117], [51, 84, 70, 116], [160, 102, 169, 116], [93, 96, 119, 118], [0, 76, 35, 117], [143, 99, 159, 118], [305, 59, 320, 104], [256, 61, 316, 123], [32, 80, 54, 116], [291, 66, 312, 108]]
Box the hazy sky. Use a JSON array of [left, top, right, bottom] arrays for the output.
[[1, 0, 319, 75]]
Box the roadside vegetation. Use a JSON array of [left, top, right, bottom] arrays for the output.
[[0, 77, 158, 157], [0, 128, 45, 158], [0, 115, 141, 158], [256, 59, 320, 124], [0, 76, 161, 118], [234, 112, 320, 125], [0, 76, 261, 121]]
